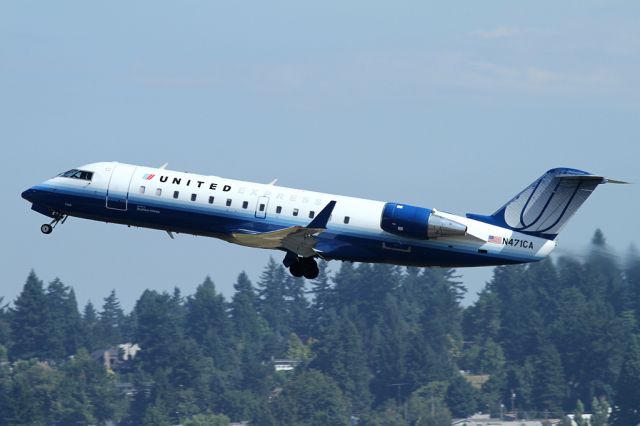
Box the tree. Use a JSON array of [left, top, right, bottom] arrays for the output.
[[611, 335, 640, 425], [182, 413, 230, 426], [591, 397, 610, 426], [533, 343, 566, 415], [408, 383, 453, 426], [230, 272, 263, 343], [308, 260, 334, 332], [283, 272, 310, 335], [10, 271, 49, 360], [445, 374, 478, 418], [185, 276, 233, 369], [98, 289, 126, 346], [80, 301, 99, 351], [311, 309, 372, 414], [54, 348, 124, 424], [270, 369, 349, 426], [134, 290, 183, 372], [574, 399, 587, 426], [141, 402, 171, 426], [45, 278, 82, 359], [256, 258, 289, 341]]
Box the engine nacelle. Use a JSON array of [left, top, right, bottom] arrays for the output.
[[380, 202, 467, 239]]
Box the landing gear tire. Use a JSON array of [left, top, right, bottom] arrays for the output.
[[41, 224, 53, 234], [287, 257, 319, 279], [304, 262, 320, 280], [302, 258, 319, 279], [290, 262, 305, 278]]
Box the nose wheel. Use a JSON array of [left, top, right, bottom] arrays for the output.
[[288, 257, 319, 279], [40, 213, 67, 235]]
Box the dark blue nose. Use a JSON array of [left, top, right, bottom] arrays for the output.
[[21, 188, 35, 202]]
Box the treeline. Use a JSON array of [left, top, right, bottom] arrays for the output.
[[0, 230, 639, 425]]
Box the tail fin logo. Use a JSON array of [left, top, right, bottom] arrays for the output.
[[496, 168, 604, 239]]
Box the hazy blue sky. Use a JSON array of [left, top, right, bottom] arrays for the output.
[[2, 1, 638, 311]]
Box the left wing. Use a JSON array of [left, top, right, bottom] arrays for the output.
[[230, 200, 337, 257]]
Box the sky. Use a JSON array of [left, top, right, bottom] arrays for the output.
[[1, 1, 639, 311]]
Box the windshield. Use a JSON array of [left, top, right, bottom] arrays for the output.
[[58, 169, 94, 181]]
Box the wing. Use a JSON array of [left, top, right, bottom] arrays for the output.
[[230, 200, 337, 257]]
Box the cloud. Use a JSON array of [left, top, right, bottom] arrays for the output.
[[472, 26, 523, 39]]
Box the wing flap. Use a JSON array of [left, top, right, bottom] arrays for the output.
[[230, 200, 337, 257]]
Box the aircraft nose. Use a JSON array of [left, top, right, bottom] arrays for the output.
[[21, 188, 35, 202]]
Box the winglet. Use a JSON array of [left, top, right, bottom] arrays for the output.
[[307, 200, 337, 229]]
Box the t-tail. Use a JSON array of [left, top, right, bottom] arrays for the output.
[[467, 168, 629, 240]]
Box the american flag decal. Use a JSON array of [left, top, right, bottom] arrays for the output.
[[488, 235, 502, 244], [143, 174, 155, 180]]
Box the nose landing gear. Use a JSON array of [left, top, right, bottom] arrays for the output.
[[41, 213, 67, 235]]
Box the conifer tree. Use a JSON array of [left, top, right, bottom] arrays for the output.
[[308, 261, 333, 331], [81, 301, 99, 351], [611, 335, 640, 425], [283, 272, 309, 335], [45, 278, 81, 358], [186, 277, 233, 369], [98, 289, 126, 346], [445, 374, 478, 418], [533, 343, 566, 416], [230, 272, 264, 343], [10, 271, 49, 360], [256, 257, 289, 342], [134, 290, 183, 372]]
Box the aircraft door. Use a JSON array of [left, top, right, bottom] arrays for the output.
[[255, 196, 269, 219], [106, 163, 137, 210]]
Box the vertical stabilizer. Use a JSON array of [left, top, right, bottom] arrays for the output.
[[467, 168, 627, 239]]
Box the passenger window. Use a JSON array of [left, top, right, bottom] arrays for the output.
[[293, 208, 299, 216], [226, 199, 232, 207], [191, 194, 197, 202], [242, 201, 249, 209], [309, 211, 315, 219], [276, 206, 282, 214], [156, 188, 162, 196], [344, 216, 350, 224], [208, 196, 214, 204], [259, 203, 265, 212], [139, 186, 145, 194], [173, 191, 179, 199]]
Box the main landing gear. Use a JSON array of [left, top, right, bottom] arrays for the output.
[[288, 256, 320, 279], [41, 213, 67, 235]]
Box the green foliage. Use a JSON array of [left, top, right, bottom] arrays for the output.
[[10, 271, 50, 360], [182, 413, 230, 426], [98, 289, 126, 347], [5, 229, 640, 423], [269, 369, 349, 426], [591, 397, 610, 426], [611, 335, 640, 425], [445, 374, 478, 418], [574, 399, 586, 426]]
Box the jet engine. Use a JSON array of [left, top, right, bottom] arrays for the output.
[[380, 202, 467, 239]]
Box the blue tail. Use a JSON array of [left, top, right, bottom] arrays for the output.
[[467, 168, 611, 240]]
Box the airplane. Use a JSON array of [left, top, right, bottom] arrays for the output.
[[21, 162, 627, 279]]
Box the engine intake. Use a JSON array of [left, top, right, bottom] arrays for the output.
[[380, 202, 467, 239]]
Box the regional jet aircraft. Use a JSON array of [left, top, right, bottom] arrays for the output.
[[21, 162, 626, 279]]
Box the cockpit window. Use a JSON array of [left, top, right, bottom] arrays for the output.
[[59, 169, 93, 181]]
